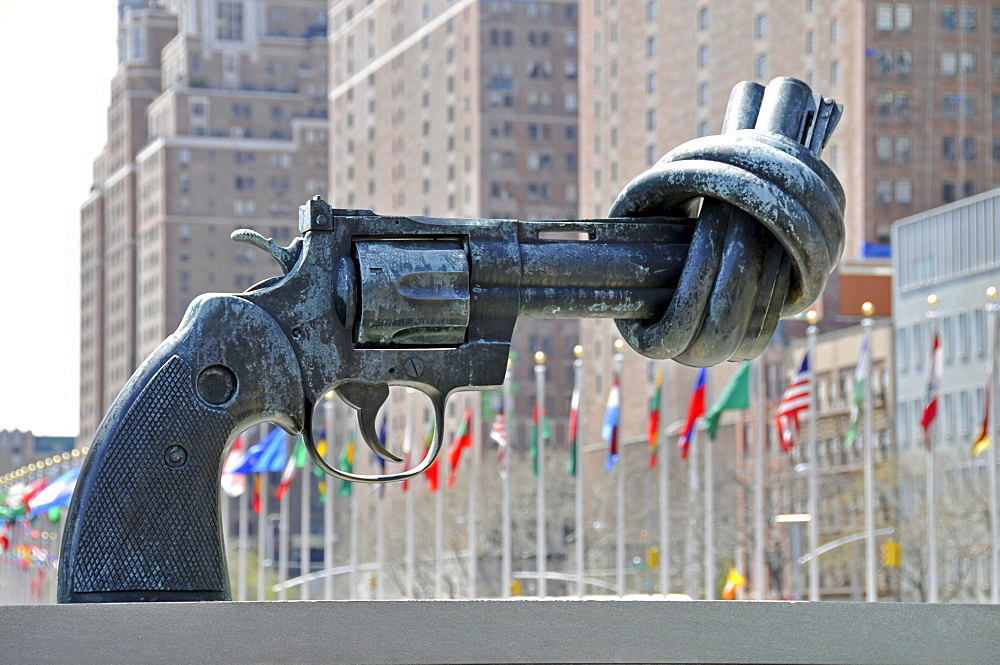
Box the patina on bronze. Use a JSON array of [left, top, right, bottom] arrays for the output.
[[58, 77, 843, 603]]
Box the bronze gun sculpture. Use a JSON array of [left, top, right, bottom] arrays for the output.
[[58, 77, 844, 602]]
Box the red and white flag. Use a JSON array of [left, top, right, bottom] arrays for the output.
[[491, 405, 508, 475], [776, 354, 811, 453], [221, 433, 247, 498], [921, 330, 943, 450]]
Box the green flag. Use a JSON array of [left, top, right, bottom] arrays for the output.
[[705, 362, 751, 440], [844, 326, 871, 447], [337, 431, 355, 497]]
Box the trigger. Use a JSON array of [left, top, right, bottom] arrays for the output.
[[336, 382, 404, 464]]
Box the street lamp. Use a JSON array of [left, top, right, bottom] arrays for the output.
[[776, 513, 812, 600]]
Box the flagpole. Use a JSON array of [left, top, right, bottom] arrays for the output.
[[610, 340, 626, 597], [300, 435, 312, 600], [278, 436, 290, 601], [435, 482, 443, 598], [927, 293, 940, 603], [257, 460, 269, 600], [986, 286, 999, 604], [806, 309, 820, 602], [350, 475, 359, 600], [704, 374, 714, 600], [323, 395, 336, 600], [753, 357, 766, 600], [238, 454, 249, 601], [685, 419, 700, 597], [468, 394, 480, 599], [405, 388, 416, 598], [501, 361, 513, 598], [861, 303, 877, 602], [535, 350, 548, 598], [659, 416, 674, 597], [574, 346, 585, 598]]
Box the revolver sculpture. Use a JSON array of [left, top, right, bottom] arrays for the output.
[[58, 78, 844, 602]]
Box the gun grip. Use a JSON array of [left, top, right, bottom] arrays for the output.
[[58, 295, 304, 603]]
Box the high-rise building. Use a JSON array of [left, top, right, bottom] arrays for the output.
[[327, 0, 580, 446], [579, 0, 999, 320], [79, 0, 328, 443]]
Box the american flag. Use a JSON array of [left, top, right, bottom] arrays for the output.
[[775, 353, 811, 453], [491, 405, 508, 475]]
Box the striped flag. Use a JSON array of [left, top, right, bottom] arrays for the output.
[[678, 369, 706, 460], [647, 368, 663, 470], [491, 404, 508, 476], [221, 433, 247, 498], [568, 368, 581, 476], [275, 436, 307, 500], [424, 424, 440, 493], [921, 330, 943, 451], [776, 354, 810, 453], [602, 367, 621, 471]]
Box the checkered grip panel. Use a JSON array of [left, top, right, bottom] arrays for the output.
[[72, 356, 235, 593]]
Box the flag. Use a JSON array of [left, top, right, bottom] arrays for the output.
[[234, 427, 287, 474], [568, 369, 581, 476], [647, 367, 663, 470], [721, 567, 746, 600], [252, 476, 262, 514], [705, 361, 750, 440], [491, 403, 509, 476], [776, 354, 810, 453], [921, 330, 943, 450], [338, 432, 355, 497], [602, 367, 621, 471], [402, 415, 413, 493], [275, 436, 307, 500], [221, 433, 247, 498], [678, 369, 707, 460], [447, 408, 474, 488], [844, 328, 871, 448], [424, 425, 440, 493], [531, 401, 550, 478], [375, 418, 388, 475], [27, 467, 79, 516], [16, 479, 49, 510], [314, 425, 328, 501], [972, 384, 990, 457]]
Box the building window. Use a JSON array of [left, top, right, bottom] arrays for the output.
[[961, 50, 977, 74], [895, 136, 911, 161], [897, 50, 912, 74], [876, 91, 893, 116], [876, 3, 893, 30], [964, 180, 976, 197], [993, 138, 1000, 162], [942, 6, 957, 31], [755, 13, 767, 38], [217, 2, 244, 41], [830, 60, 839, 84], [942, 94, 958, 118], [697, 83, 708, 106], [963, 137, 977, 162], [646, 36, 656, 58], [895, 178, 912, 203], [876, 136, 893, 161], [961, 6, 977, 31], [943, 136, 957, 161], [876, 178, 893, 203], [877, 51, 893, 73], [896, 4, 912, 30], [895, 91, 910, 116], [830, 17, 840, 42], [755, 54, 767, 78], [805, 30, 814, 54], [941, 50, 957, 75], [698, 7, 708, 30], [646, 72, 656, 93], [942, 180, 956, 203]]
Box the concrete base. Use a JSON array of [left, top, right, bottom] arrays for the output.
[[1, 599, 997, 664]]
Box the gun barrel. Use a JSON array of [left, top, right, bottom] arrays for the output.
[[515, 218, 692, 319]]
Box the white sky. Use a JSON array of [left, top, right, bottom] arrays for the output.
[[0, 2, 117, 436]]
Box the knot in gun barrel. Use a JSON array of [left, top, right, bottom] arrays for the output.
[[610, 77, 845, 367]]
